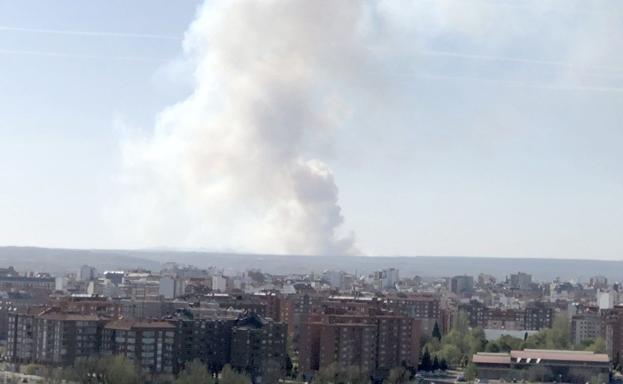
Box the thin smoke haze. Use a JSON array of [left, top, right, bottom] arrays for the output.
[[115, 0, 374, 255]]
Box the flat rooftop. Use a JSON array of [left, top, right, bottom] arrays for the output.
[[512, 349, 609, 363], [474, 349, 609, 365]]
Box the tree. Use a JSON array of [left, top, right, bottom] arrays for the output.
[[424, 336, 442, 355], [62, 357, 101, 383], [453, 312, 470, 338], [341, 366, 370, 384], [98, 355, 142, 384], [438, 344, 462, 367], [586, 337, 607, 353], [432, 356, 440, 371], [498, 335, 524, 351], [313, 363, 370, 384], [590, 373, 609, 384], [526, 366, 553, 382], [419, 349, 432, 371], [387, 367, 409, 384], [219, 365, 252, 384], [459, 355, 470, 369], [313, 363, 341, 384], [485, 342, 500, 353], [466, 328, 486, 357], [21, 364, 45, 376], [176, 359, 215, 384], [524, 314, 571, 350], [58, 356, 140, 384], [484, 334, 524, 354], [439, 359, 449, 371], [42, 367, 65, 384], [442, 330, 467, 356], [432, 322, 442, 340], [464, 363, 478, 382], [547, 314, 571, 349]]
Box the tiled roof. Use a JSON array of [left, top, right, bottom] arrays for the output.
[[105, 319, 175, 330], [104, 319, 134, 330], [38, 313, 102, 321]]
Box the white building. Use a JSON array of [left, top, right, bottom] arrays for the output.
[[212, 275, 227, 292], [79, 265, 96, 282], [371, 268, 400, 290], [381, 268, 399, 289], [55, 277, 67, 291], [159, 275, 187, 299], [159, 275, 175, 299], [598, 290, 616, 309]]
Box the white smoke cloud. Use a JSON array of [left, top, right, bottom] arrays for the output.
[[116, 0, 373, 255]]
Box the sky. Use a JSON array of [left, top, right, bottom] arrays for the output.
[[0, 0, 622, 259]]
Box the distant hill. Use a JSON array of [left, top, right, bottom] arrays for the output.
[[0, 246, 620, 281], [0, 246, 160, 275], [139, 252, 622, 282]]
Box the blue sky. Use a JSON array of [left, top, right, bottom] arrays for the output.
[[0, 0, 622, 259]]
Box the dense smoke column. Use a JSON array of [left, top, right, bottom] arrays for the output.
[[119, 0, 372, 255]]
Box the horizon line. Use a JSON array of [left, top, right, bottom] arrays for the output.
[[0, 244, 620, 263]]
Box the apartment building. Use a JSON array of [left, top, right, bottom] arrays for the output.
[[102, 320, 176, 375], [299, 313, 421, 378], [230, 313, 288, 383]]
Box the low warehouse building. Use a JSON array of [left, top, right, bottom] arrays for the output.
[[473, 349, 610, 383]]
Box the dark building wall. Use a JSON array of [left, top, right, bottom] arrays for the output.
[[6, 312, 36, 364], [175, 318, 234, 373], [319, 322, 377, 373], [102, 321, 176, 375], [230, 315, 287, 383]]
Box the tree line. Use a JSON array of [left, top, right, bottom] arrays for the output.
[[422, 311, 607, 381], [25, 356, 252, 384]]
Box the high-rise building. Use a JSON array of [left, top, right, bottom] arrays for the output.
[[384, 293, 441, 334], [598, 291, 617, 310], [318, 319, 377, 374], [33, 311, 105, 366], [524, 302, 554, 330], [230, 313, 287, 383], [450, 275, 474, 296], [509, 272, 532, 290], [299, 313, 421, 377], [323, 270, 345, 290], [590, 275, 609, 289], [375, 315, 421, 374], [459, 300, 553, 331], [603, 305, 623, 367], [571, 313, 602, 346], [7, 307, 106, 367], [79, 265, 97, 282], [6, 309, 38, 364], [211, 275, 227, 292], [380, 268, 399, 290], [159, 275, 186, 299], [102, 319, 176, 375], [175, 315, 236, 373]]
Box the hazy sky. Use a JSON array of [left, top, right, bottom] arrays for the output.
[[1, 0, 622, 259]]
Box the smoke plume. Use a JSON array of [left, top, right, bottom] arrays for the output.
[[118, 0, 372, 255]]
